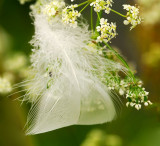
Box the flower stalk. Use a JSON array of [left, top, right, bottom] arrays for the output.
[[111, 9, 127, 18]]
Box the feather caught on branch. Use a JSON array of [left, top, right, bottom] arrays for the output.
[[22, 12, 126, 135]]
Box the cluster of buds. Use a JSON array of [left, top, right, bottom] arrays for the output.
[[103, 70, 152, 110], [62, 4, 81, 28], [90, 0, 113, 14], [125, 82, 151, 110], [42, 1, 65, 18], [123, 4, 142, 30], [126, 100, 152, 110], [96, 18, 117, 43]]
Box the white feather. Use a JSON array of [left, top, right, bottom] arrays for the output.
[[24, 13, 124, 135]]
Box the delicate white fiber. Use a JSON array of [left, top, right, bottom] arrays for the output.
[[24, 11, 125, 135]]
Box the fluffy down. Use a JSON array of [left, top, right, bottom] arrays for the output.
[[25, 13, 121, 135]]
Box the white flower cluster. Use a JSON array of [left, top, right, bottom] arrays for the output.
[[105, 75, 152, 110], [96, 18, 117, 43], [126, 87, 151, 110], [62, 4, 81, 28], [0, 77, 12, 94], [126, 100, 152, 110], [90, 0, 113, 14], [123, 4, 142, 30], [43, 1, 65, 17]]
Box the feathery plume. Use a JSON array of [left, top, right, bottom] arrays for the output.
[[24, 4, 125, 134]]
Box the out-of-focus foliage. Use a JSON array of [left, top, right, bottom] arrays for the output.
[[0, 26, 29, 93], [142, 43, 160, 68], [137, 0, 160, 25], [0, 26, 11, 54], [0, 0, 34, 145], [19, 0, 33, 5], [81, 129, 122, 146], [0, 25, 34, 146], [135, 0, 160, 104], [0, 26, 34, 146], [0, 76, 12, 94]]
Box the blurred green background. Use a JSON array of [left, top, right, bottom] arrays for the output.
[[0, 0, 160, 146]]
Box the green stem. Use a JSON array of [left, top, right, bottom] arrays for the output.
[[78, 1, 89, 7], [97, 12, 101, 21], [104, 42, 135, 80], [93, 11, 102, 36], [111, 9, 127, 18], [91, 6, 93, 32], [96, 11, 102, 28], [79, 3, 90, 13]]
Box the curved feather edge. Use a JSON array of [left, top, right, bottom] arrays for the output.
[[24, 13, 125, 135]]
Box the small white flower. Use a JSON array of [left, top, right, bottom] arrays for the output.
[[96, 18, 117, 43], [120, 80, 125, 85], [119, 88, 124, 95], [144, 102, 148, 106], [90, 0, 113, 14], [123, 4, 132, 11], [62, 4, 81, 28], [130, 102, 135, 107], [43, 1, 65, 17], [123, 4, 142, 30], [126, 102, 130, 107], [135, 104, 141, 110], [43, 5, 56, 16], [124, 20, 129, 25], [108, 87, 112, 90], [144, 91, 149, 96], [148, 100, 152, 105], [126, 93, 129, 98]]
